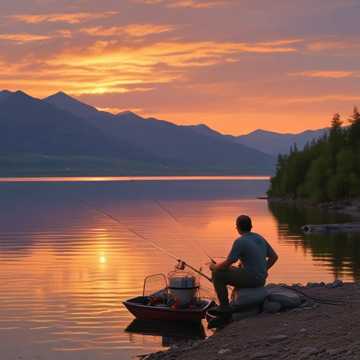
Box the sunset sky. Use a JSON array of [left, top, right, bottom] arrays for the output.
[[1, 0, 359, 134]]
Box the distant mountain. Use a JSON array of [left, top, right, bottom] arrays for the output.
[[235, 128, 328, 156], [190, 124, 327, 156], [0, 90, 12, 103], [2, 89, 328, 176], [188, 123, 229, 138], [0, 91, 155, 161], [45, 91, 101, 119], [44, 92, 275, 174]]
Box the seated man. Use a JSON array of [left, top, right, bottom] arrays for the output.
[[209, 215, 278, 313]]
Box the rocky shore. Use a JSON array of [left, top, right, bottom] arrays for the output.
[[141, 199, 360, 360], [144, 282, 360, 360], [268, 198, 360, 219]]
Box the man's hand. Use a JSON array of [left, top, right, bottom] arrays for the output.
[[209, 258, 236, 271], [209, 262, 217, 272], [266, 245, 279, 270]]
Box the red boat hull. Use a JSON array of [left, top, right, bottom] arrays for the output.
[[123, 296, 213, 323]]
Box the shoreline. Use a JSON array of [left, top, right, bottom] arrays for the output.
[[145, 282, 360, 360], [268, 197, 360, 220], [144, 200, 360, 360]]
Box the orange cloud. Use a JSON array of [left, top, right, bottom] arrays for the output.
[[282, 95, 360, 104], [0, 35, 299, 98], [37, 39, 297, 94], [96, 106, 144, 114], [81, 24, 175, 37], [167, 0, 229, 8], [49, 39, 299, 68], [307, 39, 360, 52], [8, 12, 118, 25], [137, 0, 230, 8], [0, 37, 294, 96], [289, 70, 355, 79], [0, 33, 50, 43]]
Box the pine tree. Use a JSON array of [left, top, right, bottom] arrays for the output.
[[349, 106, 360, 124], [331, 113, 342, 129], [268, 106, 360, 202]]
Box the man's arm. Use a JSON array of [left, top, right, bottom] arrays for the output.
[[209, 239, 240, 272], [266, 243, 278, 270], [209, 258, 237, 272]]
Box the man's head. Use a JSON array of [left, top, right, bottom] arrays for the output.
[[236, 215, 252, 234]]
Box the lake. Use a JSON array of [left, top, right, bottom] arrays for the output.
[[0, 177, 358, 360]]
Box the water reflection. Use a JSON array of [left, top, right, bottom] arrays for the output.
[[0, 178, 359, 360], [125, 320, 206, 348], [268, 201, 360, 281], [0, 179, 269, 360]]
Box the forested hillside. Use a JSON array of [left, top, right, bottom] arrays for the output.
[[268, 108, 360, 202]]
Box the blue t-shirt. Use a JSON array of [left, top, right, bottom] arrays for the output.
[[227, 232, 276, 281]]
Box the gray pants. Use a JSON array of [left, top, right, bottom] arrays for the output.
[[212, 267, 265, 307]]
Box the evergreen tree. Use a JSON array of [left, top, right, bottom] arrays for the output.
[[268, 107, 360, 202], [349, 106, 360, 124]]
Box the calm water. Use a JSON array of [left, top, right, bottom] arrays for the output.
[[0, 177, 358, 360]]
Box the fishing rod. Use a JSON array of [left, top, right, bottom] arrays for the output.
[[154, 200, 216, 264], [81, 200, 213, 283], [176, 260, 212, 282]]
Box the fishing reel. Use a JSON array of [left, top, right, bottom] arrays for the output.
[[176, 260, 186, 270]]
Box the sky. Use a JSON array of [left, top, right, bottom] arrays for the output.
[[0, 0, 360, 135]]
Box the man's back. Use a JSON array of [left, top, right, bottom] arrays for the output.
[[227, 232, 274, 281]]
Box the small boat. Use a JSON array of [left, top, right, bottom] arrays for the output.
[[123, 268, 214, 323], [123, 296, 213, 323]]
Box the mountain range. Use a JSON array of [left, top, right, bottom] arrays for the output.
[[0, 90, 326, 176], [189, 123, 327, 156]]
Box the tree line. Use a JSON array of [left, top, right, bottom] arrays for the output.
[[268, 107, 360, 202]]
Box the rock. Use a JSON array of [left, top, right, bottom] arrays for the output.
[[325, 280, 344, 288], [268, 334, 288, 342], [232, 306, 260, 321], [251, 351, 276, 359], [231, 287, 267, 308], [326, 349, 343, 356], [263, 299, 282, 313], [306, 281, 326, 288], [266, 286, 302, 309], [299, 346, 319, 356], [332, 279, 344, 288], [218, 348, 231, 355]]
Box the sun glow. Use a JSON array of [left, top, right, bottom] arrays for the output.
[[99, 254, 107, 264]]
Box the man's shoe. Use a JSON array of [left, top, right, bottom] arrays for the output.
[[207, 315, 232, 329], [209, 305, 233, 315]]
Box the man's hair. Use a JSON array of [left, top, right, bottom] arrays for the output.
[[236, 215, 252, 232]]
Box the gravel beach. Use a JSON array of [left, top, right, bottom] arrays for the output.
[[145, 284, 360, 359]]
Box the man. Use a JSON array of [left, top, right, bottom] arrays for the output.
[[209, 215, 278, 313]]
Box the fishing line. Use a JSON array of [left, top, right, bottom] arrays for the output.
[[154, 199, 216, 264], [81, 200, 213, 283]]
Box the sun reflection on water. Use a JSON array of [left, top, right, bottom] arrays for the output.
[[0, 179, 357, 360]]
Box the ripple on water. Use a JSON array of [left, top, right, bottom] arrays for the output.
[[0, 178, 358, 359]]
